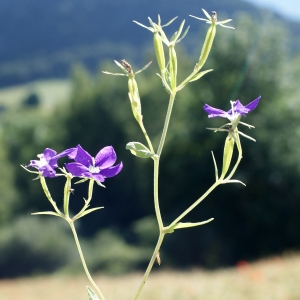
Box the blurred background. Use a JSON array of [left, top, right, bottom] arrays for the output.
[[0, 0, 300, 278]]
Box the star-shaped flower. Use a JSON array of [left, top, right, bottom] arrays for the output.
[[203, 96, 261, 141], [65, 145, 123, 183], [204, 96, 260, 121], [27, 148, 76, 178]]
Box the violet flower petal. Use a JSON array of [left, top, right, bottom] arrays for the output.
[[95, 146, 117, 168], [41, 164, 57, 178], [43, 149, 57, 161], [65, 162, 90, 177], [72, 145, 93, 167], [245, 96, 261, 111], [203, 104, 229, 118], [228, 100, 249, 117], [91, 174, 105, 182], [100, 162, 123, 178]]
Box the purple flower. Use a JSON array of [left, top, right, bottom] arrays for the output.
[[65, 145, 123, 182], [28, 148, 76, 178], [203, 96, 261, 123]]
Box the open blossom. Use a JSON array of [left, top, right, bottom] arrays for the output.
[[27, 148, 76, 178], [65, 145, 123, 182], [203, 96, 261, 124]]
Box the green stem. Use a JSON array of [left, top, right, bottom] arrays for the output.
[[153, 157, 163, 230], [157, 91, 176, 156], [139, 121, 155, 154], [39, 176, 63, 215], [134, 232, 165, 300], [73, 179, 95, 220], [63, 174, 72, 217], [169, 180, 220, 228], [69, 221, 105, 300]]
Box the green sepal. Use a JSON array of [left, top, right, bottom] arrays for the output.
[[221, 133, 235, 178], [189, 69, 213, 82], [176, 26, 190, 43], [161, 16, 178, 27], [166, 218, 214, 233], [74, 178, 89, 184], [87, 286, 100, 300], [126, 142, 155, 158]]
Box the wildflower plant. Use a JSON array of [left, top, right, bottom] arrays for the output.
[[23, 9, 261, 300]]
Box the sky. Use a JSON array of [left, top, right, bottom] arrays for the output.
[[245, 0, 300, 21]]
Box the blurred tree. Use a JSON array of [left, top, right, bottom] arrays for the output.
[[22, 93, 40, 107]]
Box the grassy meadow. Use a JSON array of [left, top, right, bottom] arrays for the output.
[[1, 253, 299, 300]]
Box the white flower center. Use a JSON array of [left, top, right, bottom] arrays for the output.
[[89, 165, 100, 174], [36, 154, 48, 167]]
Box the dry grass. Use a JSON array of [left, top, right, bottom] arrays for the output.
[[1, 254, 300, 300]]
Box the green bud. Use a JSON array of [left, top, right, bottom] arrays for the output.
[[154, 32, 165, 73], [221, 133, 235, 179], [169, 45, 177, 90]]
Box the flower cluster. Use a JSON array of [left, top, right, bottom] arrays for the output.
[[26, 145, 123, 182]]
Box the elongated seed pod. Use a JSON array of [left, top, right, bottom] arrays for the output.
[[169, 45, 177, 90], [197, 24, 216, 71], [221, 133, 235, 179], [154, 32, 165, 73], [128, 76, 142, 122]]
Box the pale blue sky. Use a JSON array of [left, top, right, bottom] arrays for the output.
[[244, 0, 300, 21]]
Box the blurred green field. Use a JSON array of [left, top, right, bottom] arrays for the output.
[[1, 253, 299, 300], [0, 79, 71, 111]]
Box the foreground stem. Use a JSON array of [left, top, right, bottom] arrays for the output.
[[134, 232, 165, 300], [69, 221, 105, 300]]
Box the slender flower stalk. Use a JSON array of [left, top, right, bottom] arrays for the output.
[[69, 221, 106, 300], [134, 232, 165, 300]]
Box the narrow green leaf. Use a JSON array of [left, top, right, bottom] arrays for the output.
[[87, 286, 100, 300], [126, 142, 155, 158], [167, 218, 214, 233], [189, 69, 213, 82], [211, 151, 219, 181], [75, 207, 104, 220], [31, 211, 62, 217], [222, 179, 246, 186], [175, 219, 214, 229]]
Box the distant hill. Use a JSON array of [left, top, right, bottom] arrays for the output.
[[0, 0, 298, 87]]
